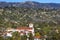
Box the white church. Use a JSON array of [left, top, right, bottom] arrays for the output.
[[6, 23, 34, 37], [5, 23, 41, 40]]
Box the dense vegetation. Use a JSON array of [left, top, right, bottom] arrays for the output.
[[0, 7, 60, 27], [0, 6, 60, 40]]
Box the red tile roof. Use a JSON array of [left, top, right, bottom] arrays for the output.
[[34, 35, 41, 38], [17, 27, 33, 30], [20, 32, 26, 34]]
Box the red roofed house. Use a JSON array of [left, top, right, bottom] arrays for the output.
[[6, 23, 35, 37], [34, 35, 41, 40]]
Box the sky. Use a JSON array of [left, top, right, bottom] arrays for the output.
[[0, 0, 60, 3]]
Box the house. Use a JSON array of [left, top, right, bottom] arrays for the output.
[[4, 23, 43, 40], [5, 23, 35, 37], [34, 35, 42, 40]]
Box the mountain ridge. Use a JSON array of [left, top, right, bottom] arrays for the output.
[[0, 1, 60, 9]]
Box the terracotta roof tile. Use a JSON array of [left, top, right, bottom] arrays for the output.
[[34, 36, 41, 38], [17, 27, 33, 30]]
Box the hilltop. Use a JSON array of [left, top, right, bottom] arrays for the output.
[[0, 1, 60, 9]]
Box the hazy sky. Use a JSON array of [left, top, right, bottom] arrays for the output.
[[0, 0, 60, 3]]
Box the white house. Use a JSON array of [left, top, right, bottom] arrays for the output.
[[5, 23, 35, 37]]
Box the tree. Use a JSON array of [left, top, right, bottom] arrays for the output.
[[35, 32, 41, 39], [0, 37, 4, 40], [28, 33, 34, 40], [12, 31, 21, 40], [21, 34, 27, 40], [6, 37, 12, 40]]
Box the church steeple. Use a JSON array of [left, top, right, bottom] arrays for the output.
[[29, 23, 33, 28]]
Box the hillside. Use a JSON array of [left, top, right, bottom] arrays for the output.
[[0, 1, 60, 28]]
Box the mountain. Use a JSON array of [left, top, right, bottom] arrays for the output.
[[0, 1, 60, 9], [0, 1, 60, 27]]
